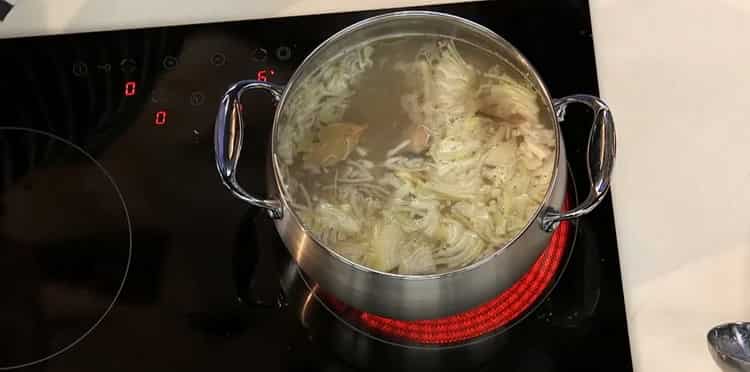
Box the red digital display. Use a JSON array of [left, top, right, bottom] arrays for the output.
[[124, 81, 137, 96], [155, 111, 167, 126], [256, 68, 276, 82]]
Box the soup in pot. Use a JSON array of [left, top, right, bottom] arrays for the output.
[[275, 36, 556, 275]]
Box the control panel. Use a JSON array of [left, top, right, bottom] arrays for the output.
[[0, 16, 328, 153]]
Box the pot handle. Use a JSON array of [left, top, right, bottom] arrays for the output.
[[215, 80, 284, 219], [542, 95, 616, 231]]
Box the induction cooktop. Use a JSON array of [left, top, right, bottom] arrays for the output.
[[0, 1, 632, 371]]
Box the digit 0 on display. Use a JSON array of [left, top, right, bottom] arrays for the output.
[[124, 81, 137, 96], [154, 111, 167, 126]]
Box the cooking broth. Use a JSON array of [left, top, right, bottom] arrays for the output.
[[276, 35, 556, 275]]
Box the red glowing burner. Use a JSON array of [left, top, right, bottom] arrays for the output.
[[322, 202, 572, 345]]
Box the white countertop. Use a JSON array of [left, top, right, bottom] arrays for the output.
[[3, 1, 748, 371], [592, 0, 750, 371], [0, 0, 472, 38]]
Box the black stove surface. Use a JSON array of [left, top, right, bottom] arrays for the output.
[[0, 1, 632, 371]]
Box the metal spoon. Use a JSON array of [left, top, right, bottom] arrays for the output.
[[708, 322, 750, 372]]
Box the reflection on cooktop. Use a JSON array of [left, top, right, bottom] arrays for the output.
[[0, 128, 132, 370]]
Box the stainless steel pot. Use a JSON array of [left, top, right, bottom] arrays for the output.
[[215, 11, 615, 320]]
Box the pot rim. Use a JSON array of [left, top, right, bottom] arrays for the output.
[[270, 10, 562, 280]]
